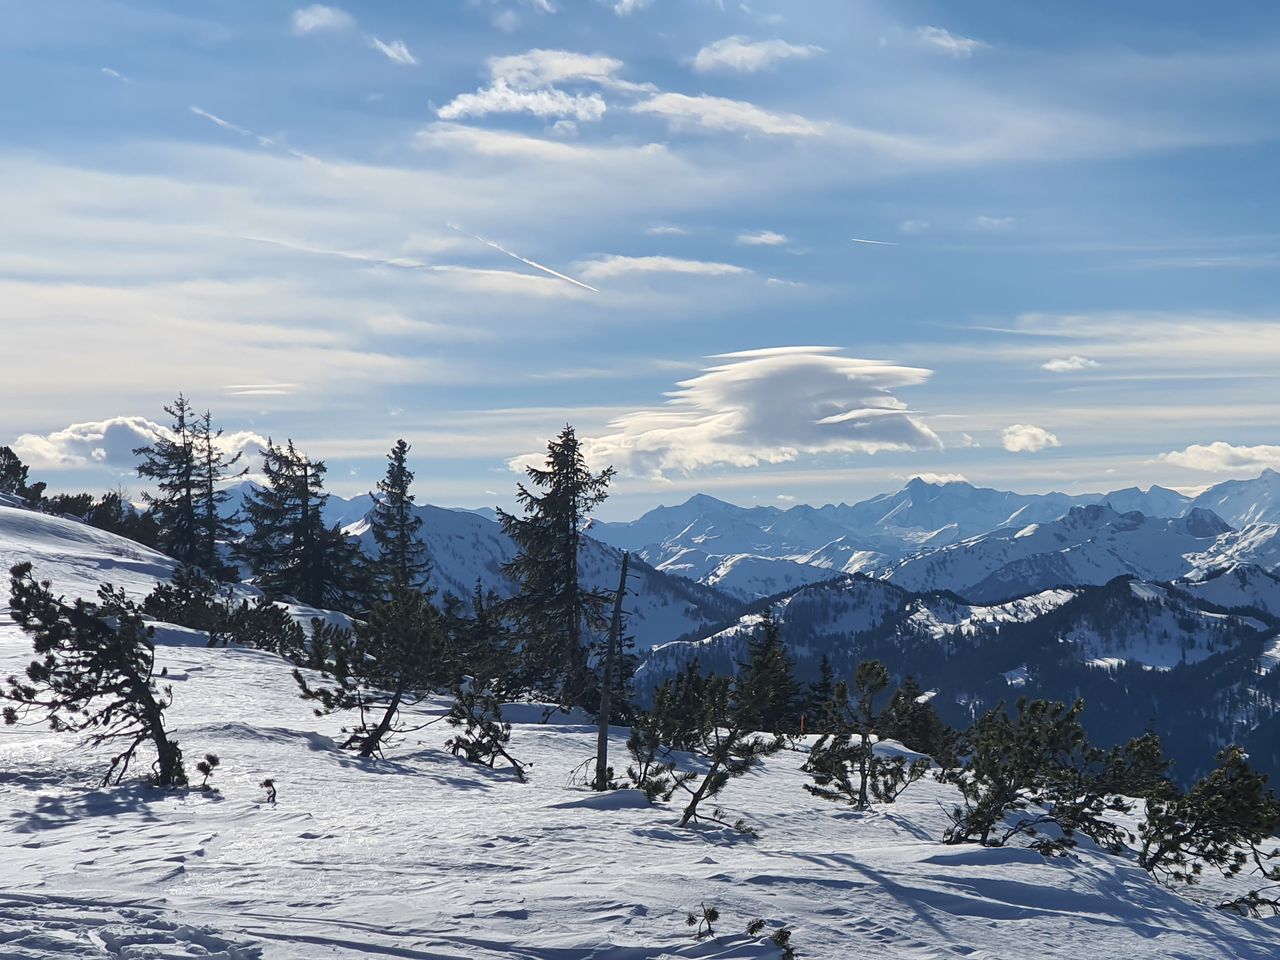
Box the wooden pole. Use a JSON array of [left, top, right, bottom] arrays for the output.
[[594, 551, 629, 790]]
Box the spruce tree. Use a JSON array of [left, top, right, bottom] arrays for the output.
[[733, 607, 800, 734], [369, 439, 430, 594], [135, 395, 200, 565], [4, 562, 186, 787], [803, 654, 837, 732], [237, 440, 368, 612], [498, 424, 614, 706], [191, 409, 244, 580]]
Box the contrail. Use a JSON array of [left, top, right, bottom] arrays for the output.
[[850, 237, 898, 246], [447, 222, 599, 293]]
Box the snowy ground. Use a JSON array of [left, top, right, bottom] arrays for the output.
[[3, 626, 1280, 959], [3, 507, 1280, 958]]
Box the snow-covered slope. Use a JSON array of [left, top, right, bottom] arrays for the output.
[[4, 613, 1279, 958], [886, 505, 1234, 602], [1175, 563, 1280, 617]]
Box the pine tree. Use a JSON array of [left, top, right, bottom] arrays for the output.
[[880, 676, 952, 760], [1139, 746, 1280, 884], [0, 446, 45, 506], [804, 660, 928, 810], [803, 654, 837, 732], [86, 490, 162, 549], [135, 395, 200, 565], [237, 440, 368, 612], [369, 439, 430, 594], [650, 659, 713, 751], [733, 608, 800, 734], [294, 587, 446, 757], [498, 425, 614, 706], [191, 409, 244, 580], [3, 562, 187, 787]]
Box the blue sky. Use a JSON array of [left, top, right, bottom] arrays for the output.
[[3, 0, 1278, 518]]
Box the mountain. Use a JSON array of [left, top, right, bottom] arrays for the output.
[[342, 504, 740, 651], [640, 572, 1279, 781], [1174, 563, 1280, 617], [589, 477, 1203, 601], [1190, 468, 1280, 527], [885, 504, 1234, 602]]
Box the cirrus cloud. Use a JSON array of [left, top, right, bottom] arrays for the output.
[[291, 5, 354, 35], [631, 92, 825, 137], [512, 347, 941, 479], [575, 255, 749, 280], [1042, 355, 1100, 373], [1001, 424, 1061, 453]]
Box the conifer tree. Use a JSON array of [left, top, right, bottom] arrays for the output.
[[650, 659, 713, 751], [804, 660, 929, 810], [0, 446, 45, 506], [498, 424, 614, 706], [135, 395, 200, 565], [803, 654, 837, 732], [1139, 746, 1280, 884], [191, 409, 244, 580], [369, 439, 430, 594], [294, 587, 446, 757], [3, 562, 186, 787], [733, 607, 800, 733], [238, 440, 368, 612]]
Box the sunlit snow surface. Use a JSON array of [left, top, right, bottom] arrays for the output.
[[2, 511, 1280, 957]]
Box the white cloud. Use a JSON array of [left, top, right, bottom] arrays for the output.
[[611, 0, 652, 14], [916, 26, 986, 57], [489, 49, 627, 88], [575, 255, 750, 280], [908, 472, 970, 485], [438, 81, 606, 122], [371, 38, 417, 66], [898, 219, 930, 235], [692, 36, 824, 73], [632, 92, 824, 137], [1001, 424, 1061, 453], [736, 230, 788, 246], [522, 348, 940, 478], [972, 215, 1016, 230], [291, 5, 354, 35], [1042, 355, 1100, 373], [101, 67, 129, 83], [646, 225, 687, 236], [1158, 442, 1280, 473], [12, 417, 265, 470]]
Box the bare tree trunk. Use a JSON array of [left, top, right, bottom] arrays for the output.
[[594, 553, 629, 790]]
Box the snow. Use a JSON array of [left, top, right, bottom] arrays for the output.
[[3, 490, 1280, 958]]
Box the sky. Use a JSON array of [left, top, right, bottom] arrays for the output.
[[2, 0, 1279, 519]]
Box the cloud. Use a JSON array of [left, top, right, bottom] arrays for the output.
[[736, 230, 788, 246], [916, 26, 986, 57], [489, 49, 628, 88], [1157, 441, 1280, 473], [692, 36, 824, 73], [1042, 355, 1100, 373], [371, 38, 417, 66], [439, 81, 606, 122], [631, 92, 825, 137], [101, 67, 129, 83], [610, 0, 652, 14], [514, 347, 940, 478], [972, 215, 1015, 230], [1001, 424, 1061, 453], [291, 5, 354, 35], [11, 417, 265, 470], [908, 472, 969, 484], [575, 255, 750, 280], [646, 225, 687, 236], [898, 220, 929, 235]]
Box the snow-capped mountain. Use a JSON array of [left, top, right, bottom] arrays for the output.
[[885, 505, 1235, 602], [1188, 468, 1280, 527], [340, 503, 739, 651], [639, 572, 1280, 781], [1174, 563, 1280, 617]]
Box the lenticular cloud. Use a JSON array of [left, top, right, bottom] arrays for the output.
[[517, 347, 941, 479]]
